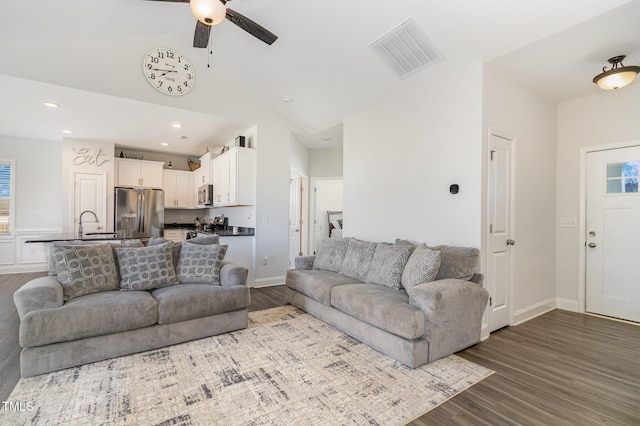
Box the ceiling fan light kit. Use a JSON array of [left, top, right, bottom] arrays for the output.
[[190, 0, 226, 25], [593, 55, 640, 90]]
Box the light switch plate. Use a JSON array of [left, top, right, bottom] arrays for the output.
[[559, 217, 578, 228]]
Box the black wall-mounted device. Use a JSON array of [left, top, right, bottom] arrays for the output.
[[449, 184, 459, 194]]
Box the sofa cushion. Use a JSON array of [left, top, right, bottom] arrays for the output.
[[286, 269, 360, 306], [51, 244, 120, 301], [116, 243, 179, 290], [151, 284, 250, 324], [313, 237, 350, 272], [366, 243, 413, 289], [430, 245, 479, 281], [19, 290, 157, 347], [331, 283, 425, 340], [401, 244, 441, 292], [176, 242, 227, 284], [339, 239, 376, 282]]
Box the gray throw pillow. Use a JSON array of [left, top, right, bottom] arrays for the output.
[[48, 240, 106, 276], [187, 234, 220, 245], [176, 242, 227, 284], [366, 243, 413, 289], [116, 243, 179, 291], [339, 239, 376, 282], [148, 237, 182, 270], [401, 244, 441, 292], [52, 244, 120, 301], [430, 245, 479, 281], [313, 237, 350, 272]]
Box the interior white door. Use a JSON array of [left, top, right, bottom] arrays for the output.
[[74, 172, 106, 235], [586, 146, 640, 323], [288, 168, 301, 268], [487, 133, 514, 332]]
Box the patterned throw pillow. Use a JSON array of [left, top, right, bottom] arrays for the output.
[[52, 244, 120, 301], [401, 244, 441, 292], [148, 237, 182, 270], [186, 234, 220, 245], [366, 243, 413, 289], [339, 239, 376, 282], [116, 243, 179, 291], [313, 237, 351, 272], [176, 242, 228, 284]]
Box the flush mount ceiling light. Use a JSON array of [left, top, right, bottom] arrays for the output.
[[190, 0, 227, 26], [43, 102, 59, 108], [172, 123, 182, 128], [593, 55, 640, 90]]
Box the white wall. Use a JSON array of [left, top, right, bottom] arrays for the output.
[[310, 149, 343, 177], [289, 135, 309, 177], [343, 59, 483, 246], [0, 136, 62, 272], [556, 83, 640, 310], [482, 63, 558, 319]]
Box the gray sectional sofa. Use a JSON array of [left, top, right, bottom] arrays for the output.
[[13, 238, 250, 377], [286, 237, 489, 368]]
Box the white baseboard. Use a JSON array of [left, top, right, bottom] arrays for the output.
[[513, 298, 556, 326], [480, 322, 489, 341], [556, 298, 579, 312], [0, 263, 48, 275], [252, 276, 286, 288]]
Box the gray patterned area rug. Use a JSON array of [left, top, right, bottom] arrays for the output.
[[3, 306, 493, 426]]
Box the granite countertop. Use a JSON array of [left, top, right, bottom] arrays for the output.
[[24, 234, 148, 243], [164, 223, 255, 237]]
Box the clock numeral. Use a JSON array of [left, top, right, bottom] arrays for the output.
[[177, 86, 183, 93], [157, 52, 164, 59], [168, 86, 173, 93], [151, 57, 159, 64], [146, 64, 152, 70], [150, 73, 156, 80], [167, 52, 174, 59], [158, 81, 163, 87], [184, 64, 190, 71], [187, 73, 192, 80], [184, 81, 189, 87]]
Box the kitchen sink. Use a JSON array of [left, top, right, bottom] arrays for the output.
[[84, 232, 118, 236]]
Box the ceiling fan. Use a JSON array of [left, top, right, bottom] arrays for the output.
[[149, 0, 278, 48]]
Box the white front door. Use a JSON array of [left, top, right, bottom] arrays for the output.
[[586, 146, 640, 323], [487, 132, 515, 332], [73, 172, 106, 235]]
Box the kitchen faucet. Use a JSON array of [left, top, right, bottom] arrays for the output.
[[78, 210, 99, 238]]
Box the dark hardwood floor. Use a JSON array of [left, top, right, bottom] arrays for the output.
[[2, 274, 639, 425]]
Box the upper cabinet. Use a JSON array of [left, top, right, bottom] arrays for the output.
[[115, 159, 164, 188], [164, 169, 195, 209], [212, 147, 256, 207], [194, 152, 211, 186]]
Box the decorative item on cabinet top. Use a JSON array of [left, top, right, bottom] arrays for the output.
[[187, 158, 201, 171]]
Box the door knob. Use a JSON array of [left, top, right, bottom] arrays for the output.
[[588, 242, 597, 248], [506, 239, 515, 246]]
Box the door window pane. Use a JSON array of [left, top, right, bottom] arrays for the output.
[[607, 161, 638, 194]]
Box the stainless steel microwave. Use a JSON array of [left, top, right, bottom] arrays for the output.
[[198, 184, 214, 206]]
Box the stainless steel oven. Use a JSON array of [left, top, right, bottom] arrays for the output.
[[197, 184, 214, 206]]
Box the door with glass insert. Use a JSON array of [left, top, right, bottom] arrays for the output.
[[586, 146, 640, 322]]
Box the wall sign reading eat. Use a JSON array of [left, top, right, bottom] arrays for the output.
[[72, 148, 109, 167]]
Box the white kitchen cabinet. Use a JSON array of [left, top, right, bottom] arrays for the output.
[[194, 152, 211, 185], [212, 147, 255, 207], [164, 170, 195, 208], [115, 159, 164, 188], [163, 229, 186, 243]]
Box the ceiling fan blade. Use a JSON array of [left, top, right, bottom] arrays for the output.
[[225, 8, 277, 45], [193, 20, 211, 48]]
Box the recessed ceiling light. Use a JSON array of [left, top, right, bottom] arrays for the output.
[[172, 123, 182, 128], [161, 142, 169, 146], [62, 130, 73, 134], [282, 96, 293, 104], [44, 102, 59, 108]]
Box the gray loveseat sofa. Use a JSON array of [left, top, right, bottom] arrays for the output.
[[286, 237, 489, 368], [13, 238, 250, 377]]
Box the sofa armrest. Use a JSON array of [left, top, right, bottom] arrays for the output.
[[13, 276, 64, 320], [220, 261, 249, 286], [409, 279, 489, 362], [295, 255, 315, 270]]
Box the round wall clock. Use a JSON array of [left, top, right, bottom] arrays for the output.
[[143, 48, 195, 96]]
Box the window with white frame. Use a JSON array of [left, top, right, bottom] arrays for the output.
[[0, 160, 14, 234]]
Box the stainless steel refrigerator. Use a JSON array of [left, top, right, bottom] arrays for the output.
[[115, 188, 164, 238]]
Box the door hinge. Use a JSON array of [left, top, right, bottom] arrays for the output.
[[490, 224, 493, 233], [490, 150, 495, 161], [489, 297, 493, 306]]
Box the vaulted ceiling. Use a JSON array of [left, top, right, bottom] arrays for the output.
[[0, 0, 638, 155]]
